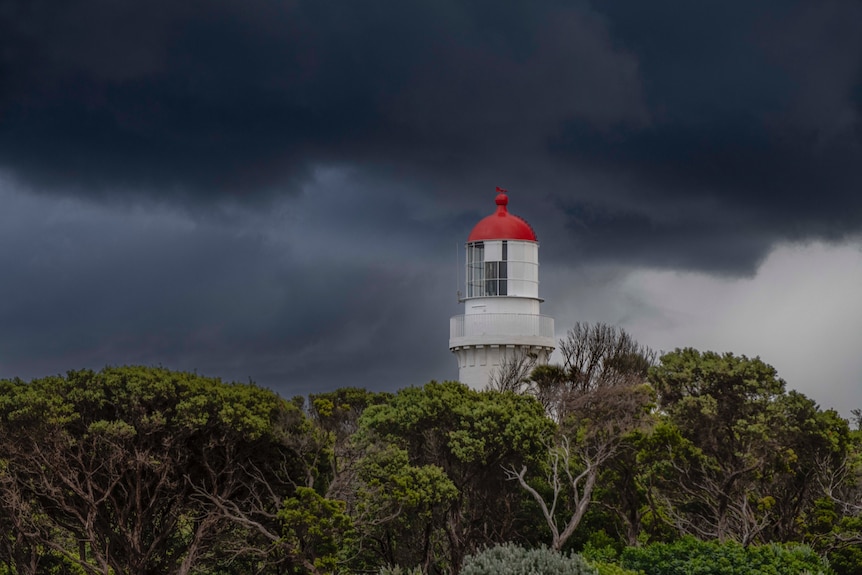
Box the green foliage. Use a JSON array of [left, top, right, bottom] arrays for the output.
[[805, 496, 862, 575], [357, 445, 458, 516], [825, 542, 862, 575], [809, 427, 862, 575], [580, 539, 621, 564], [280, 487, 354, 573], [310, 387, 391, 449], [311, 387, 390, 424], [0, 366, 294, 441], [377, 566, 425, 575], [460, 543, 597, 575], [649, 348, 786, 466], [0, 366, 318, 575], [620, 537, 834, 575], [359, 381, 554, 467], [355, 381, 555, 570], [347, 442, 457, 571], [646, 349, 853, 544], [581, 541, 643, 575], [590, 562, 643, 575], [0, 360, 859, 575]]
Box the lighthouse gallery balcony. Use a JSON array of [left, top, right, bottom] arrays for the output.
[[449, 313, 556, 350]]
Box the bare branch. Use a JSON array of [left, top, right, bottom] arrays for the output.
[[487, 349, 537, 394]]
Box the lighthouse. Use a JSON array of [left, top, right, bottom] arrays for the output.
[[449, 188, 555, 389]]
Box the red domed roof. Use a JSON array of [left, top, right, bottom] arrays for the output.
[[467, 189, 537, 242]]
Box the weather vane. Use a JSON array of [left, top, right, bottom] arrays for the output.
[[496, 186, 508, 194]]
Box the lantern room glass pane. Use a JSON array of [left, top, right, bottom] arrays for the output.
[[466, 242, 484, 298], [485, 261, 497, 295], [466, 240, 520, 297]]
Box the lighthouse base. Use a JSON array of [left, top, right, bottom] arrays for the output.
[[451, 344, 554, 390]]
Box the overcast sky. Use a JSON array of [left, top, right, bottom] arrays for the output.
[[2, 0, 861, 417]]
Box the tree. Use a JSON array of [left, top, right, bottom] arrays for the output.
[[0, 454, 73, 575], [350, 443, 459, 572], [279, 487, 355, 573], [592, 426, 659, 547], [528, 364, 569, 419], [647, 348, 849, 546], [0, 366, 320, 575], [488, 349, 537, 394], [808, 422, 862, 575], [559, 324, 655, 393], [307, 387, 391, 501], [355, 381, 554, 573], [505, 384, 654, 551], [766, 391, 852, 542], [506, 323, 655, 551]]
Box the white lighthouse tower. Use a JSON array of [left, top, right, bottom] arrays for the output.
[[449, 188, 555, 389]]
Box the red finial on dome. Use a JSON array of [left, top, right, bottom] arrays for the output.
[[467, 187, 537, 242], [495, 186, 509, 208]]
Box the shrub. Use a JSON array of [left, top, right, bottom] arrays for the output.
[[377, 566, 424, 575], [620, 537, 834, 575], [590, 561, 643, 575], [580, 541, 643, 575], [460, 543, 598, 575]]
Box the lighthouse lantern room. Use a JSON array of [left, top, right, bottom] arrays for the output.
[[449, 188, 555, 389]]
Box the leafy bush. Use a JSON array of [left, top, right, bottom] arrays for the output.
[[460, 543, 598, 575], [580, 540, 643, 575], [279, 487, 354, 573], [620, 537, 834, 575], [590, 561, 643, 575], [377, 566, 424, 575]]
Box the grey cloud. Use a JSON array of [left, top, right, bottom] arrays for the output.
[[758, 0, 862, 136], [0, 0, 646, 200], [0, 182, 459, 394], [3, 0, 862, 407], [557, 200, 774, 275]]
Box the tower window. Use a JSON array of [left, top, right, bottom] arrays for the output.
[[467, 241, 485, 298], [466, 240, 510, 297], [483, 261, 507, 296]]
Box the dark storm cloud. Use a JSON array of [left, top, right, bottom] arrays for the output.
[[543, 0, 862, 273], [3, 0, 862, 400], [558, 200, 775, 274], [1, 0, 644, 197], [4, 0, 860, 275], [551, 115, 862, 272], [0, 177, 458, 393]]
